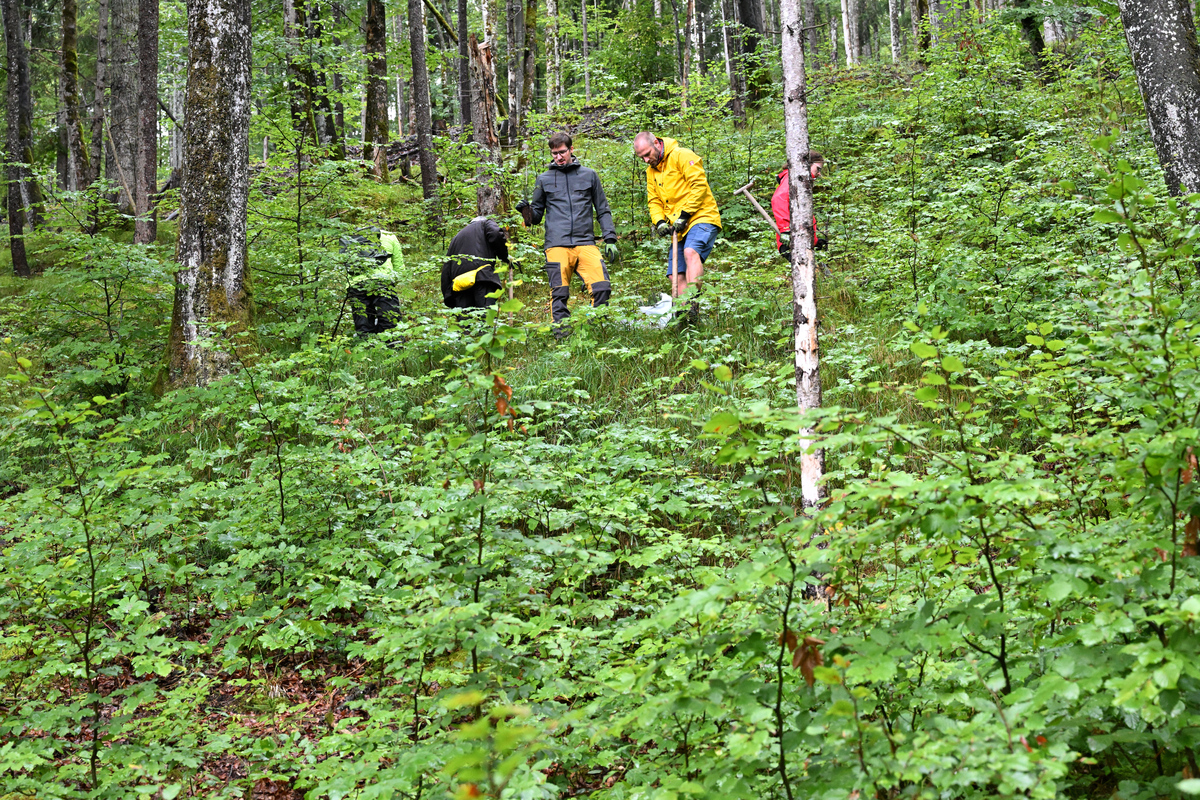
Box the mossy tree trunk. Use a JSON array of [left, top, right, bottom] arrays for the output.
[[782, 0, 823, 509], [522, 0, 537, 116], [61, 0, 91, 190], [167, 0, 252, 388], [90, 0, 109, 186], [409, 0, 440, 203], [364, 0, 390, 181], [546, 0, 560, 111], [737, 0, 766, 99], [135, 0, 158, 244]]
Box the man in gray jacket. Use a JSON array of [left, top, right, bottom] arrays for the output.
[[517, 131, 618, 337]]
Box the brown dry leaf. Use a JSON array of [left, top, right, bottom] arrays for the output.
[[795, 636, 826, 687], [1154, 547, 1170, 563], [1184, 514, 1200, 558], [493, 374, 513, 401], [779, 629, 798, 654], [473, 479, 485, 494]]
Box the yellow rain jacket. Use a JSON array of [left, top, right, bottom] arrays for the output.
[[645, 137, 721, 235]]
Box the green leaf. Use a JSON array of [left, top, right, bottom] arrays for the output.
[[941, 356, 965, 373], [690, 359, 709, 371], [914, 386, 939, 401], [713, 365, 733, 381], [498, 298, 524, 313], [1178, 780, 1200, 795], [910, 342, 938, 359], [1093, 209, 1124, 224]]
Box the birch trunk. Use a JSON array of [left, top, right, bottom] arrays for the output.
[[409, 0, 440, 202], [61, 0, 91, 189], [829, 14, 838, 64], [364, 0, 390, 181], [781, 0, 823, 509], [1118, 0, 1200, 197], [469, 35, 503, 215], [682, 0, 694, 106], [168, 0, 252, 388], [889, 0, 902, 61], [546, 0, 560, 110], [135, 0, 158, 243]]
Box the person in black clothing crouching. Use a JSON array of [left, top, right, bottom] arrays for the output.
[[442, 216, 510, 310]]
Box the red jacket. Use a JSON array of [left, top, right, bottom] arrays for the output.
[[771, 168, 818, 249]]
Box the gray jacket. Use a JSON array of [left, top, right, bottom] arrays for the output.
[[528, 158, 617, 249]]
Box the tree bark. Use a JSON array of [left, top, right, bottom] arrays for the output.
[[683, 0, 694, 106], [331, 1, 347, 155], [505, 0, 525, 143], [1012, 0, 1046, 71], [738, 0, 765, 97], [409, 0, 440, 202], [781, 0, 824, 509], [582, 0, 591, 101], [1119, 0, 1200, 196], [523, 0, 538, 117], [804, 0, 820, 64], [2, 0, 28, 275], [61, 0, 91, 190], [109, 0, 138, 214], [91, 0, 110, 185], [546, 0, 560, 110], [364, 0, 390, 181], [468, 35, 503, 215], [135, 0, 159, 243], [889, 0, 902, 61], [458, 0, 471, 127], [912, 0, 929, 52], [168, 0, 253, 388], [284, 0, 321, 148]]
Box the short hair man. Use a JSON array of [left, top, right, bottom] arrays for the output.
[[517, 131, 618, 339], [771, 151, 826, 259], [633, 131, 721, 323], [442, 216, 509, 310]]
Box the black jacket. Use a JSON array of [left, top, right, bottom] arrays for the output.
[[442, 217, 508, 304], [528, 158, 617, 249]]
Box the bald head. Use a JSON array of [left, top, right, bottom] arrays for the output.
[[633, 132, 664, 167]]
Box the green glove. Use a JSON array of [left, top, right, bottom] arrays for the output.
[[604, 241, 619, 263], [673, 211, 692, 233], [655, 220, 671, 238]]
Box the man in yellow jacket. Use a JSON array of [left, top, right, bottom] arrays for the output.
[[633, 131, 721, 324]]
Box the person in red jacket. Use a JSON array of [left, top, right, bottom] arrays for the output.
[[771, 151, 825, 259]]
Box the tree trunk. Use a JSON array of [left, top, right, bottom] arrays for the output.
[[2, 0, 28, 275], [109, 0, 138, 214], [331, 1, 347, 155], [168, 0, 253, 388], [505, 0, 525, 143], [683, 0, 694, 106], [364, 0, 390, 181], [91, 0, 109, 184], [546, 0, 560, 110], [889, 0, 902, 61], [829, 13, 839, 64], [737, 0, 765, 97], [284, 0, 320, 148], [61, 0, 91, 189], [523, 0, 538, 116], [1118, 0, 1200, 197], [135, 0, 159, 243], [468, 35, 503, 215], [912, 0, 929, 52], [804, 0, 819, 64], [781, 0, 823, 509], [841, 0, 860, 64], [582, 0, 591, 101], [1012, 0, 1046, 70], [458, 0, 470, 127], [409, 0, 440, 202]]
